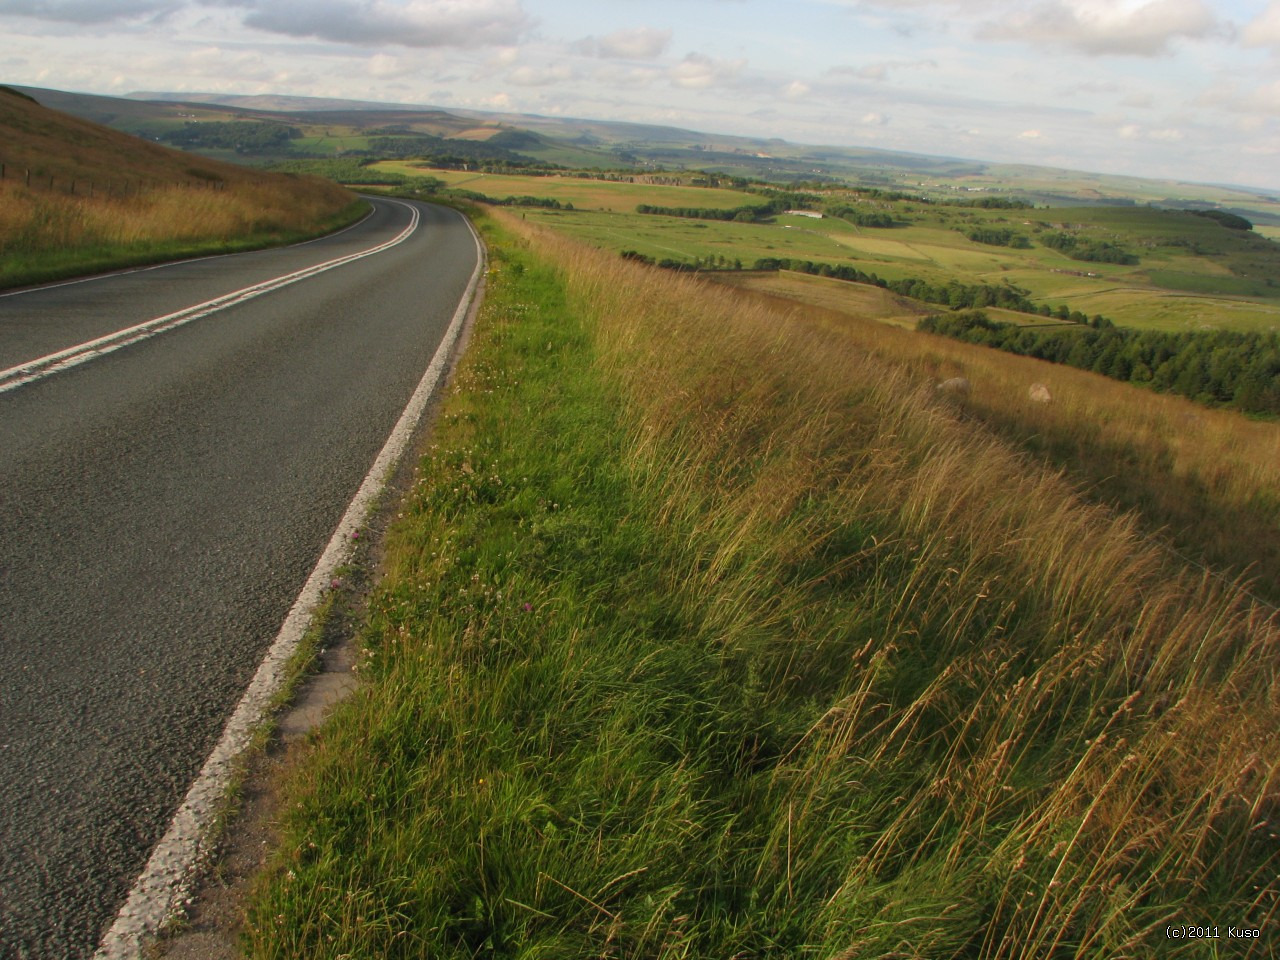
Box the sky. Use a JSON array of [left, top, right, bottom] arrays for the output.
[[3, 0, 1280, 190]]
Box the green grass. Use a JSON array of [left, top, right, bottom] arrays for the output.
[[244, 212, 1280, 959], [370, 165, 757, 213], [516, 204, 1280, 332]]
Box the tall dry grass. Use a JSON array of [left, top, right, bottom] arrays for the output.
[[248, 209, 1278, 958], [723, 281, 1280, 601], [508, 211, 1280, 954], [0, 175, 356, 285]]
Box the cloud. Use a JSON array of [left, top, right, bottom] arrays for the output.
[[861, 111, 888, 125], [977, 0, 1223, 56], [214, 0, 531, 49], [573, 26, 671, 60], [506, 62, 572, 86], [825, 57, 937, 82], [1115, 123, 1182, 141], [0, 0, 178, 22], [368, 52, 415, 78], [1244, 1, 1280, 51], [1198, 78, 1280, 116], [669, 52, 744, 89], [1017, 128, 1044, 138], [783, 79, 810, 99]]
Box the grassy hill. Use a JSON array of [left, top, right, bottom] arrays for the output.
[[0, 85, 359, 288], [244, 206, 1279, 959]]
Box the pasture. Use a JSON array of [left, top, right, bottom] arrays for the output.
[[371, 163, 754, 212], [515, 199, 1280, 332]]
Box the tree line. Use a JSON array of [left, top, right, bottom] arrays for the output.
[[1040, 231, 1139, 265], [161, 121, 301, 153], [919, 310, 1280, 414], [752, 257, 1046, 313], [635, 200, 788, 222], [963, 226, 1031, 247]]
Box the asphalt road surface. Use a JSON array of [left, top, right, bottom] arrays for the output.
[[0, 198, 479, 958]]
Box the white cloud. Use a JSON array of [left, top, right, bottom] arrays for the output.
[[669, 52, 744, 89], [825, 58, 937, 82], [368, 53, 412, 78], [783, 79, 810, 98], [1018, 128, 1044, 138], [1121, 91, 1153, 108], [1196, 78, 1280, 116], [861, 111, 888, 124], [1244, 1, 1280, 51], [507, 62, 572, 86], [978, 0, 1222, 56], [217, 0, 532, 49], [574, 26, 671, 60]]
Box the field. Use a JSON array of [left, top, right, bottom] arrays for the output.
[[244, 208, 1280, 959], [507, 198, 1280, 333], [371, 163, 755, 213]]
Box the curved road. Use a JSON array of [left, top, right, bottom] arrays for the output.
[[0, 198, 479, 958]]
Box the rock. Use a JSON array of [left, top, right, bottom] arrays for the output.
[[1028, 383, 1052, 404], [936, 377, 971, 401]]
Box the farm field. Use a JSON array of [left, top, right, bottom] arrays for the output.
[[371, 162, 753, 212], [513, 200, 1280, 333]]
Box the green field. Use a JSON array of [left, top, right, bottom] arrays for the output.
[[371, 164, 755, 213], [482, 183, 1280, 332]]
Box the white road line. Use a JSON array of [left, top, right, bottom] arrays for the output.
[[0, 200, 417, 395], [93, 207, 486, 960]]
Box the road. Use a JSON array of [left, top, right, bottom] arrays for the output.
[[0, 198, 480, 958]]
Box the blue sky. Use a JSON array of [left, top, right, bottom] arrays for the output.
[[3, 0, 1280, 189]]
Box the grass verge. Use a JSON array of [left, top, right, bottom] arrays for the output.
[[245, 209, 1279, 958], [0, 183, 365, 290]]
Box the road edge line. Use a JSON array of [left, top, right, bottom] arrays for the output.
[[92, 204, 486, 960]]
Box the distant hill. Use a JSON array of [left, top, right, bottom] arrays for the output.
[[11, 84, 1280, 223], [128, 90, 437, 114]]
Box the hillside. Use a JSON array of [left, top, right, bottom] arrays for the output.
[[1, 84, 270, 187], [243, 205, 1280, 960], [0, 85, 359, 288]]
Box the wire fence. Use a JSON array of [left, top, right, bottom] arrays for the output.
[[0, 162, 230, 197]]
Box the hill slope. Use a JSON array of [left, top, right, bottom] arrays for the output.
[[1, 84, 268, 186], [0, 85, 359, 288]]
